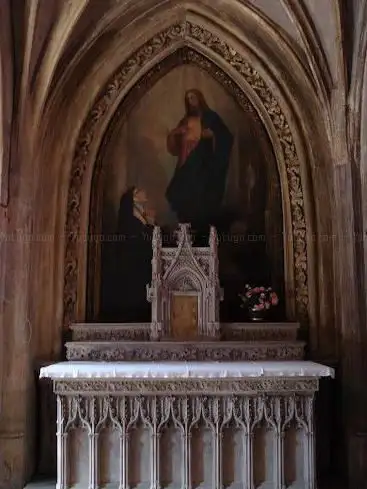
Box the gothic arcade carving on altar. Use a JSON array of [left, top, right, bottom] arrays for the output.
[[147, 224, 222, 341], [93, 64, 284, 322]]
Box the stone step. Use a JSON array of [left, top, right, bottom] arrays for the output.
[[70, 321, 300, 342], [65, 339, 305, 361]]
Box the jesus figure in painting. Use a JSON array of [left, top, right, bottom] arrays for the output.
[[165, 89, 233, 229]]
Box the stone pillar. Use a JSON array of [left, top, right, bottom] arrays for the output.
[[333, 160, 367, 487], [0, 177, 36, 489], [347, 27, 367, 487], [0, 90, 38, 489]]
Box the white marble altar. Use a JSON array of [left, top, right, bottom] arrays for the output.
[[40, 361, 334, 489]]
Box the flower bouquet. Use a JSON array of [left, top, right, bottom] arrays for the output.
[[239, 284, 279, 321]]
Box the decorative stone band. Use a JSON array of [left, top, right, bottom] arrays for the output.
[[70, 322, 300, 342], [53, 377, 319, 395], [65, 340, 305, 361]]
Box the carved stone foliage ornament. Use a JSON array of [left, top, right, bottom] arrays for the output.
[[70, 322, 300, 342], [64, 21, 308, 327], [52, 378, 319, 489], [54, 378, 318, 395], [65, 341, 305, 362]]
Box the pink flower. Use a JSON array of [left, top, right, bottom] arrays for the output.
[[270, 292, 278, 305], [240, 284, 279, 312]]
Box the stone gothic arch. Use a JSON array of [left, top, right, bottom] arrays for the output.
[[27, 4, 336, 361], [86, 45, 299, 322], [62, 19, 329, 350]]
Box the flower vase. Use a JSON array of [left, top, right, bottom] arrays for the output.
[[248, 309, 267, 321]]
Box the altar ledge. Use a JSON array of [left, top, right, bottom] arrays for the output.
[[40, 360, 334, 379]]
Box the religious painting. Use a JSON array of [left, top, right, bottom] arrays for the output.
[[165, 88, 233, 227], [95, 64, 284, 322]]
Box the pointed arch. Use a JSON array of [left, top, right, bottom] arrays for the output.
[[63, 23, 315, 331], [169, 268, 204, 293], [86, 46, 293, 320], [16, 0, 335, 359]]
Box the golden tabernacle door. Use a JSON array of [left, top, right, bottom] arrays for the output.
[[170, 294, 198, 340]]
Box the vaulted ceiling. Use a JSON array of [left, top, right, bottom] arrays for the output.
[[3, 0, 349, 120], [1, 0, 362, 207]]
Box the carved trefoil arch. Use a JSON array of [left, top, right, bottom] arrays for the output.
[[147, 225, 223, 340], [64, 20, 310, 329]]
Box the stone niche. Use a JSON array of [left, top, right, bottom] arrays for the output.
[[147, 223, 222, 341]]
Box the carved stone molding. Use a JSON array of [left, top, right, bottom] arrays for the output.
[[71, 321, 300, 342], [222, 322, 299, 341], [54, 378, 318, 395], [65, 21, 308, 327], [65, 340, 305, 362], [71, 323, 151, 342]]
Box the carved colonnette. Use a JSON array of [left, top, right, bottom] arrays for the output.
[[54, 377, 318, 489]]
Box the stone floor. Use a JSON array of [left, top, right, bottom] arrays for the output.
[[24, 480, 346, 489], [24, 483, 55, 489]]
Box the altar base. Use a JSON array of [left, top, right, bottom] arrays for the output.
[[40, 361, 334, 489]]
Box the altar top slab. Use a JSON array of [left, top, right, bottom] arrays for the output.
[[40, 361, 334, 380]]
